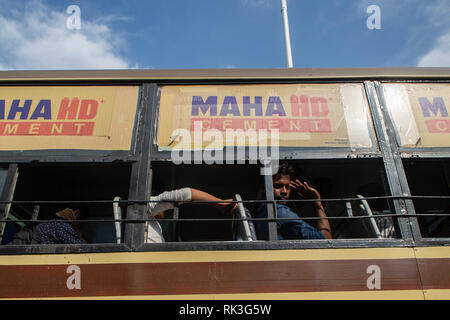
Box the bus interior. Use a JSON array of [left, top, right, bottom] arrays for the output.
[[150, 158, 398, 242], [2, 163, 132, 244], [403, 158, 450, 238]]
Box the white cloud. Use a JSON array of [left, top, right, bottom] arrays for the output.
[[0, 1, 130, 70], [416, 0, 450, 67], [417, 30, 450, 67]]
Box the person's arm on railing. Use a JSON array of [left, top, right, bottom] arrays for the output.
[[148, 188, 236, 218]]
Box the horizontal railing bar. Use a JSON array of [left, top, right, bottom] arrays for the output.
[[1, 195, 449, 205], [1, 213, 449, 224]]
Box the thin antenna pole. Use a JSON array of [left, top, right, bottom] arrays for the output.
[[280, 0, 294, 68]]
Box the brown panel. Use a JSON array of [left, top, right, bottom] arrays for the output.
[[0, 258, 425, 299], [417, 258, 450, 290]]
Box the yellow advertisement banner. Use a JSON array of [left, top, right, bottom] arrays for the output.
[[157, 84, 375, 149], [0, 86, 139, 151], [382, 83, 450, 148]]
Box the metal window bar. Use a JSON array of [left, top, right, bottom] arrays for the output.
[[113, 196, 122, 244], [1, 195, 449, 225], [2, 195, 449, 205], [3, 214, 449, 224]]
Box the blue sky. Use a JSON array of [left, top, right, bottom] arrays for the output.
[[0, 0, 449, 70]]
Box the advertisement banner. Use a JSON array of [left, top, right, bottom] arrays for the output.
[[157, 84, 375, 149], [0, 86, 139, 151], [382, 83, 450, 148]]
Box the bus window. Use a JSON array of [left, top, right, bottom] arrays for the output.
[[149, 162, 261, 242], [0, 166, 7, 196], [149, 159, 399, 242], [265, 159, 399, 240], [403, 159, 450, 238], [0, 165, 15, 245], [4, 164, 132, 245]]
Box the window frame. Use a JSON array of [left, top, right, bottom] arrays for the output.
[[139, 79, 421, 252], [1, 77, 449, 254], [0, 82, 148, 254], [375, 80, 450, 246]]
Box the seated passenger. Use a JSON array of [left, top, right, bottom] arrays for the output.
[[254, 162, 332, 240], [146, 188, 236, 243], [35, 208, 85, 244], [7, 207, 85, 245]]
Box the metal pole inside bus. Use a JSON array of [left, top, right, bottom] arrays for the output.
[[280, 0, 294, 68]]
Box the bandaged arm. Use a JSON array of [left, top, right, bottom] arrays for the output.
[[147, 188, 233, 217], [148, 188, 192, 217]]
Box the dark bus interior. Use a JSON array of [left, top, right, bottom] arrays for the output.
[[6, 157, 447, 245], [151, 162, 261, 242], [151, 158, 398, 242], [2, 163, 132, 244], [403, 159, 450, 238], [0, 166, 7, 198], [286, 159, 397, 240]]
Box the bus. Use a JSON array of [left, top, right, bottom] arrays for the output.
[[0, 67, 449, 300]]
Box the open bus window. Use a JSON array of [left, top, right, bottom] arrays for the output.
[[0, 165, 12, 244], [283, 159, 399, 240], [149, 159, 399, 242], [150, 162, 261, 242], [403, 159, 450, 238], [0, 166, 7, 196], [2, 164, 131, 245]]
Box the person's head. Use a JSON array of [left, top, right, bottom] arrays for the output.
[[272, 162, 295, 202], [55, 202, 88, 228]]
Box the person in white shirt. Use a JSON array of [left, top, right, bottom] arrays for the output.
[[145, 188, 235, 243]]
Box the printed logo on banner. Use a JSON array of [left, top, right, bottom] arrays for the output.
[[0, 97, 103, 136], [190, 94, 331, 133], [419, 97, 450, 133]]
